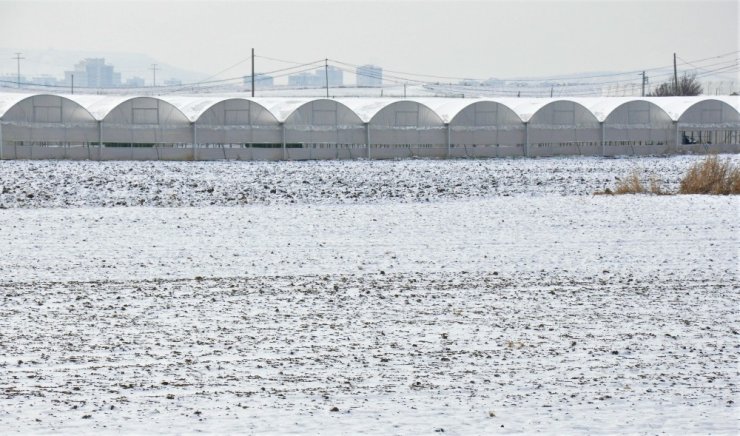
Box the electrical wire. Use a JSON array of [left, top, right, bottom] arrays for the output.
[[4, 51, 738, 96]]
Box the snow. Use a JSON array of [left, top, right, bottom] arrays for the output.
[[0, 156, 738, 434], [2, 155, 737, 209], [0, 197, 737, 283]]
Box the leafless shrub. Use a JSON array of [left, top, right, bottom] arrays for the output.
[[650, 73, 702, 96]]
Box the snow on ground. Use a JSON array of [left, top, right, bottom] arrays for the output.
[[0, 197, 737, 283], [2, 270, 737, 434], [0, 156, 738, 434], [2, 155, 737, 209]]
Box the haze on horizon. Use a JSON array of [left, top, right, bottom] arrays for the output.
[[0, 0, 737, 83]]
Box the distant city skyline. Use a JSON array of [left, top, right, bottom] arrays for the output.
[[0, 54, 182, 89], [1, 49, 737, 97], [0, 0, 737, 84], [0, 48, 202, 88]]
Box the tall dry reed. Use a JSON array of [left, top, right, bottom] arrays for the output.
[[679, 156, 740, 195]]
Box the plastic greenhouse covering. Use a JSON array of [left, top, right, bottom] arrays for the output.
[[0, 93, 737, 151]]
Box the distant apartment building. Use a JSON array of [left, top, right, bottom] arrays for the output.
[[64, 58, 121, 88], [0, 73, 26, 87], [32, 75, 61, 87], [325, 66, 343, 87], [459, 79, 481, 86], [125, 76, 146, 88], [164, 78, 182, 86], [482, 78, 504, 87], [288, 72, 321, 87], [288, 67, 343, 88], [243, 74, 274, 89], [356, 65, 382, 87]]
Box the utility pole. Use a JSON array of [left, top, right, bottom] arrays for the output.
[[673, 53, 678, 95], [324, 58, 329, 98], [550, 86, 554, 98], [150, 64, 159, 87], [71, 74, 74, 95], [13, 52, 24, 88], [403, 83, 407, 98], [641, 71, 647, 97], [251, 48, 255, 98]]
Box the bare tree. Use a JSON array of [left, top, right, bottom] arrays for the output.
[[650, 73, 703, 96]]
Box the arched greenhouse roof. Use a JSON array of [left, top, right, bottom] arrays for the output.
[[521, 99, 600, 125], [584, 98, 673, 124], [417, 98, 488, 124], [676, 98, 740, 128], [0, 92, 738, 128], [637, 96, 739, 122], [160, 95, 233, 122], [367, 99, 445, 126], [95, 96, 190, 126], [491, 98, 557, 123], [81, 95, 151, 120], [433, 99, 524, 126], [0, 93, 97, 122], [567, 97, 647, 122], [162, 96, 279, 124], [716, 95, 739, 112], [283, 98, 364, 126], [0, 92, 38, 118], [251, 98, 319, 122]]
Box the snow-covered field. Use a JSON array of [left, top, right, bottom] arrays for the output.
[[0, 155, 731, 208], [0, 156, 738, 434]]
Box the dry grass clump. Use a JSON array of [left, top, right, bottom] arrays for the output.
[[596, 156, 739, 196], [679, 155, 740, 195], [596, 170, 664, 195], [614, 170, 647, 195], [614, 172, 645, 194]]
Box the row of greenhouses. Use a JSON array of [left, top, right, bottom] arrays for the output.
[[0, 92, 737, 160]]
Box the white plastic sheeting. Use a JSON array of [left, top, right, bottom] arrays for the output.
[[367, 100, 446, 145], [0, 94, 98, 143], [525, 100, 602, 146], [283, 99, 365, 145], [0, 93, 46, 120], [600, 99, 674, 145], [436, 100, 525, 146], [676, 99, 739, 128], [175, 97, 281, 145], [0, 92, 738, 150], [99, 97, 191, 144]]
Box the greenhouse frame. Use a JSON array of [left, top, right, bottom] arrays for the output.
[[0, 92, 737, 160]]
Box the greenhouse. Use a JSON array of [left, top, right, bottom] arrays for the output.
[[436, 99, 526, 158], [279, 98, 367, 160], [592, 98, 675, 153], [514, 99, 602, 156], [0, 92, 737, 160]]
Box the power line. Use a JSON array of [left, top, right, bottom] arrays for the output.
[[330, 51, 740, 83], [254, 54, 317, 65], [5, 50, 738, 97], [676, 51, 740, 69], [159, 60, 326, 94]]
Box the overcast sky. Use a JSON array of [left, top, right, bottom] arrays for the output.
[[0, 0, 737, 82]]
